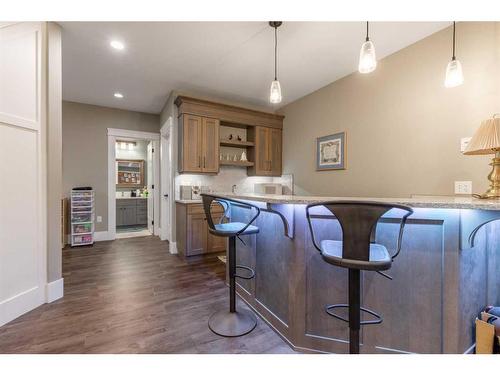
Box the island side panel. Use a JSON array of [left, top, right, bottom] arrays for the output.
[[230, 198, 493, 354]]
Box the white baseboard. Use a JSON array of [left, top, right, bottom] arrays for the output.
[[94, 231, 111, 242], [46, 278, 64, 303], [169, 241, 178, 254], [0, 286, 43, 327]]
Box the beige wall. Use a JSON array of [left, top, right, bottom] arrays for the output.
[[62, 101, 160, 231], [280, 22, 500, 198]]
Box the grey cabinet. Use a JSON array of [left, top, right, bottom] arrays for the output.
[[116, 198, 148, 227]]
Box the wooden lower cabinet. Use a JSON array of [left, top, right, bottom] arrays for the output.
[[176, 202, 226, 257]]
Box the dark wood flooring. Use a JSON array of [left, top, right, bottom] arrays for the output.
[[0, 236, 295, 354]]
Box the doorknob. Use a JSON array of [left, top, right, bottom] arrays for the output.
[[163, 194, 169, 197]]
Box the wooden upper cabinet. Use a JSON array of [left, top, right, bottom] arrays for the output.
[[248, 126, 282, 176], [180, 114, 202, 173], [179, 114, 219, 174], [269, 128, 282, 176], [201, 117, 220, 173], [176, 96, 283, 176]]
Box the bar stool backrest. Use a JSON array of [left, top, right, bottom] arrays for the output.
[[306, 201, 413, 262], [201, 194, 261, 236]]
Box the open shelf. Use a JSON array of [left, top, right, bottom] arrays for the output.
[[219, 139, 254, 148], [220, 160, 254, 167]]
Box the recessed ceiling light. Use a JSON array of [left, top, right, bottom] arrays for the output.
[[114, 92, 124, 99], [110, 40, 125, 50]]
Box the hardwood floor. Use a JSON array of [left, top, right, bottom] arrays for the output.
[[0, 236, 295, 354]]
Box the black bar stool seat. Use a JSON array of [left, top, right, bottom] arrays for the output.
[[320, 240, 391, 271], [306, 201, 413, 354], [201, 194, 261, 338], [212, 222, 259, 236]]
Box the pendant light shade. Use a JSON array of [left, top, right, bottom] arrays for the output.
[[269, 80, 282, 104], [269, 21, 282, 104], [444, 22, 464, 88], [444, 59, 464, 88], [358, 22, 377, 74]]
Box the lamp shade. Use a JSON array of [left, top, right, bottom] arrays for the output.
[[463, 116, 500, 155]]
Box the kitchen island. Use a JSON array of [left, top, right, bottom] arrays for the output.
[[214, 193, 500, 353]]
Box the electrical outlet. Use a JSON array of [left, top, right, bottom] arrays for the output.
[[454, 181, 472, 195], [460, 137, 471, 152], [97, 216, 102, 223]]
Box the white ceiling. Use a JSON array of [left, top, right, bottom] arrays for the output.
[[60, 22, 450, 114]]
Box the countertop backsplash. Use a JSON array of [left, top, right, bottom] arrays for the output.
[[175, 167, 293, 200]]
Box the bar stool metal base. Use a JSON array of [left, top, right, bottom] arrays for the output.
[[208, 307, 257, 337]]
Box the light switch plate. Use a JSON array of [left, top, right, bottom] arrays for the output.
[[97, 216, 102, 223], [461, 137, 472, 152], [455, 181, 472, 195]]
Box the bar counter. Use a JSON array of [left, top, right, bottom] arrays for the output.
[[216, 193, 500, 353]]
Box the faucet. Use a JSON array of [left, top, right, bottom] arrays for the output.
[[231, 184, 237, 193]]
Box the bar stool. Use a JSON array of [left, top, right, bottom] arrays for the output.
[[305, 201, 413, 354], [201, 193, 261, 337]]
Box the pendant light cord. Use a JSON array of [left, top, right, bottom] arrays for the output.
[[452, 21, 456, 60], [274, 26, 278, 80], [366, 21, 369, 42]]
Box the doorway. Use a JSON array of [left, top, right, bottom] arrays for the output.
[[107, 128, 160, 241], [115, 138, 154, 238]]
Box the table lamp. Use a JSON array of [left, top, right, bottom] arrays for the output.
[[463, 114, 500, 199]]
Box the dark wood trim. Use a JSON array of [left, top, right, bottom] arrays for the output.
[[175, 96, 284, 129]]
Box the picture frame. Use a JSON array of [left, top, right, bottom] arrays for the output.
[[316, 132, 346, 171], [116, 159, 145, 187]]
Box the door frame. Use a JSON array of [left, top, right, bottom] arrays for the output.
[[160, 117, 176, 252], [107, 128, 160, 240]]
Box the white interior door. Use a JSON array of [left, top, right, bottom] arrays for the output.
[[160, 119, 172, 242], [0, 22, 47, 326], [147, 141, 154, 234]]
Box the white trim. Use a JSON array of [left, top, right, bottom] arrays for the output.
[[107, 128, 161, 240], [107, 128, 160, 140], [153, 139, 161, 235], [160, 117, 175, 243], [169, 241, 178, 254], [94, 231, 111, 242], [46, 278, 64, 303], [0, 286, 42, 327], [107, 134, 117, 240]]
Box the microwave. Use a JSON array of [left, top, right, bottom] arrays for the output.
[[254, 183, 283, 195]]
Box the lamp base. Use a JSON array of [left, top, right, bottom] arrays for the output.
[[476, 153, 500, 200]]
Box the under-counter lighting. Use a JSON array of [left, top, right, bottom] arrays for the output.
[[114, 92, 124, 99], [358, 21, 377, 74], [110, 40, 125, 50]]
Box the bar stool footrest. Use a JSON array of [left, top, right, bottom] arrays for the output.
[[234, 265, 255, 280], [325, 304, 383, 325]]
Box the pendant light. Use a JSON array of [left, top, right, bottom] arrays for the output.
[[358, 21, 377, 74], [444, 21, 464, 88], [269, 21, 283, 104]]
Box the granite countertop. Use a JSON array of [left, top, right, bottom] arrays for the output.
[[176, 199, 202, 204], [212, 192, 500, 211], [116, 196, 148, 200]]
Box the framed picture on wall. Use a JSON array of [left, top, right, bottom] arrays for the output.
[[316, 132, 346, 171]]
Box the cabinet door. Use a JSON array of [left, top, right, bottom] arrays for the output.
[[201, 117, 220, 173], [187, 213, 207, 256], [116, 207, 124, 226], [207, 213, 226, 253], [254, 126, 270, 175], [269, 128, 282, 176], [123, 206, 137, 226], [181, 114, 202, 173]]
